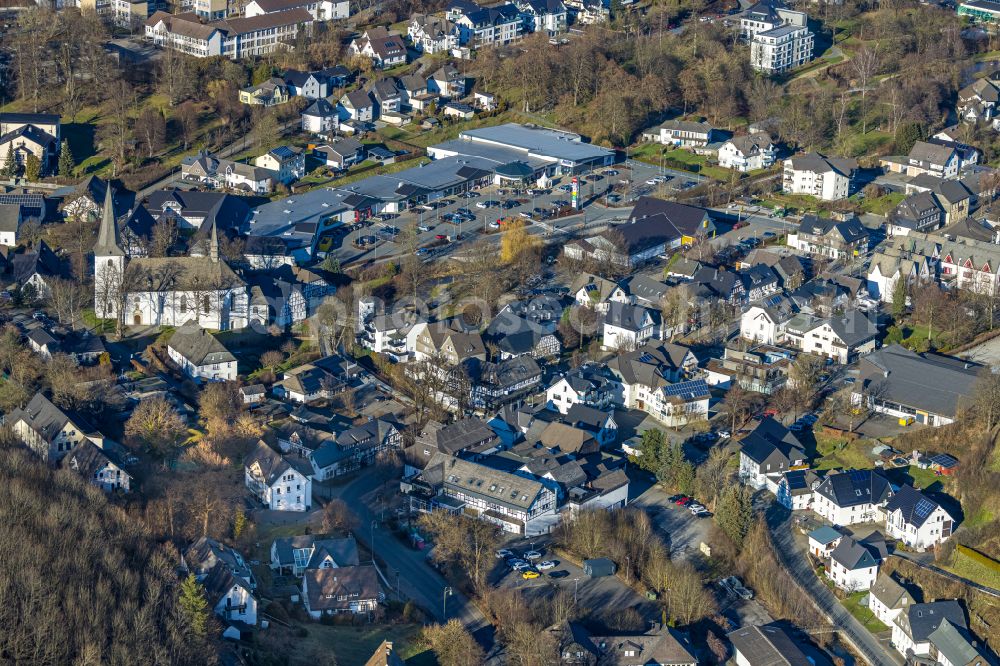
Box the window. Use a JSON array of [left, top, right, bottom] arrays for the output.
[[203, 295, 211, 314], [180, 295, 187, 313]]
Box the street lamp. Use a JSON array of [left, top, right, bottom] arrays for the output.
[[370, 519, 377, 563], [573, 578, 580, 604], [443, 586, 453, 619]]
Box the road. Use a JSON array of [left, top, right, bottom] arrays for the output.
[[766, 503, 904, 666], [331, 471, 496, 651]]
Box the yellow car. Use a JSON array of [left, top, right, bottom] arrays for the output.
[[521, 569, 540, 580]]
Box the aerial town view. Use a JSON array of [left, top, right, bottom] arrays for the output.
[[3, 0, 1000, 663]]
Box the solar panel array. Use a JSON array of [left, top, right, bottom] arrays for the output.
[[848, 469, 869, 486], [664, 379, 709, 399], [913, 498, 936, 519], [785, 470, 808, 490]]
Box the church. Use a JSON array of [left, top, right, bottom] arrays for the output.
[[93, 185, 249, 331]]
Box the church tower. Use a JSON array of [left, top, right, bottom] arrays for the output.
[[93, 184, 126, 319]]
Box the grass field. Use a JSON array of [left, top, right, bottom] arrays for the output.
[[295, 624, 431, 665], [857, 191, 904, 215], [813, 432, 873, 470], [842, 592, 889, 633], [943, 548, 1000, 591]]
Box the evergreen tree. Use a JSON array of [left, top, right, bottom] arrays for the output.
[[1, 145, 15, 179], [58, 140, 75, 177], [894, 122, 925, 155], [715, 484, 754, 547], [632, 428, 666, 474], [252, 62, 273, 86], [233, 507, 248, 540], [24, 153, 41, 182], [177, 574, 210, 638], [892, 277, 907, 320]]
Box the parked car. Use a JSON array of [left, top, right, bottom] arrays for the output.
[[496, 549, 514, 559], [720, 576, 754, 600], [536, 560, 556, 570], [674, 495, 691, 505], [510, 560, 531, 571], [524, 550, 542, 561], [418, 223, 433, 232], [522, 569, 540, 579]]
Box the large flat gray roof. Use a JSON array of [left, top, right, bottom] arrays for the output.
[[429, 139, 552, 170], [330, 154, 495, 201], [250, 188, 354, 242], [458, 123, 614, 164]]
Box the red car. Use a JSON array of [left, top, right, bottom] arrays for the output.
[[674, 496, 690, 506], [435, 234, 447, 240]]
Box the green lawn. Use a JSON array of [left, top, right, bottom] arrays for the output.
[[629, 144, 732, 181], [813, 432, 873, 470], [857, 191, 904, 215], [943, 548, 1000, 590], [842, 591, 889, 633]]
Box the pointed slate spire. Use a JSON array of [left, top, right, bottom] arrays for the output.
[[209, 219, 220, 263], [94, 182, 125, 258]]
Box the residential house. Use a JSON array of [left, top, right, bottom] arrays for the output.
[[906, 174, 973, 224], [485, 311, 561, 359], [241, 384, 266, 404], [60, 440, 132, 492], [202, 560, 258, 634], [868, 572, 916, 627], [364, 640, 406, 666], [784, 310, 879, 364], [254, 145, 305, 184], [239, 78, 290, 106], [552, 622, 698, 665], [11, 240, 65, 299], [339, 89, 376, 122], [276, 356, 357, 403], [515, 0, 567, 35], [741, 3, 813, 73], [302, 565, 381, 618], [608, 340, 698, 387], [883, 485, 955, 550], [776, 468, 819, 510], [313, 137, 365, 170], [0, 113, 61, 176], [409, 452, 557, 534], [429, 64, 467, 99], [398, 74, 436, 112], [706, 344, 793, 394], [854, 344, 980, 427], [729, 624, 829, 666], [8, 392, 105, 463], [787, 213, 869, 259], [270, 534, 359, 576], [370, 78, 404, 115], [888, 191, 943, 236], [718, 132, 776, 172], [689, 267, 746, 304], [408, 14, 458, 53], [740, 303, 795, 345], [737, 417, 806, 490], [283, 69, 335, 99], [813, 468, 892, 525], [926, 618, 991, 666], [602, 302, 661, 351], [407, 320, 486, 365], [545, 363, 619, 414], [782, 153, 857, 201], [415, 417, 500, 461], [957, 76, 1000, 127], [145, 189, 251, 231], [612, 274, 670, 308], [310, 419, 403, 479], [463, 356, 543, 411], [166, 325, 238, 382], [808, 525, 844, 559], [0, 204, 24, 247], [882, 140, 960, 179], [473, 91, 496, 111], [565, 0, 608, 23], [301, 99, 338, 134], [642, 119, 718, 148], [349, 27, 407, 68], [608, 341, 706, 426], [244, 440, 313, 511], [741, 264, 781, 301], [891, 601, 967, 661], [443, 102, 475, 119], [827, 534, 882, 592]]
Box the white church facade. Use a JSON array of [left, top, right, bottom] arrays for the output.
[[93, 186, 249, 331]]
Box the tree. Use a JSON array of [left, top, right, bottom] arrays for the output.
[[721, 384, 757, 432], [321, 499, 359, 534], [125, 395, 187, 454], [252, 109, 281, 151], [631, 428, 667, 474], [788, 353, 824, 415], [891, 276, 908, 320], [663, 561, 716, 626], [851, 45, 881, 134], [23, 153, 40, 182], [176, 101, 198, 151], [499, 218, 541, 268], [233, 507, 248, 540], [716, 484, 754, 547], [424, 620, 484, 666], [58, 140, 74, 177], [259, 350, 285, 374], [177, 574, 210, 639], [660, 289, 689, 340], [149, 216, 178, 257], [972, 368, 1000, 430], [137, 107, 167, 158], [695, 447, 732, 511], [418, 511, 501, 593], [1, 145, 15, 178], [894, 121, 924, 155]]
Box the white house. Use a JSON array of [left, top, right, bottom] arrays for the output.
[[0, 204, 24, 247], [166, 325, 238, 382], [602, 302, 660, 351], [718, 133, 776, 172], [807, 525, 843, 559], [739, 304, 792, 345], [891, 601, 967, 661], [408, 13, 458, 53], [782, 153, 857, 201], [8, 392, 105, 464], [204, 564, 258, 632], [642, 119, 717, 148], [883, 485, 955, 551], [813, 469, 892, 526], [61, 440, 132, 493], [270, 534, 359, 577], [339, 90, 376, 123], [301, 99, 338, 134], [545, 364, 619, 414], [349, 27, 407, 68], [737, 418, 806, 490], [868, 572, 915, 627], [244, 440, 313, 512], [785, 310, 879, 365], [254, 146, 305, 185], [826, 536, 881, 592], [244, 0, 348, 20]]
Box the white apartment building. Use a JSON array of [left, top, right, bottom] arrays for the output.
[[144, 9, 313, 59], [782, 153, 857, 201], [718, 133, 777, 172], [883, 486, 955, 551], [751, 24, 813, 73]]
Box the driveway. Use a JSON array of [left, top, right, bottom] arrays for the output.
[[765, 503, 904, 666], [331, 471, 495, 651]]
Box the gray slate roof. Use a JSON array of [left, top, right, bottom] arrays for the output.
[[168, 325, 236, 366]]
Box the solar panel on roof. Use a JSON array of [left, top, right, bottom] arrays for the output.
[[913, 498, 936, 519], [848, 469, 869, 485], [663, 379, 708, 398]]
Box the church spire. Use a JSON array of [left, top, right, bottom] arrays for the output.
[[209, 219, 220, 263], [94, 182, 125, 258]]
